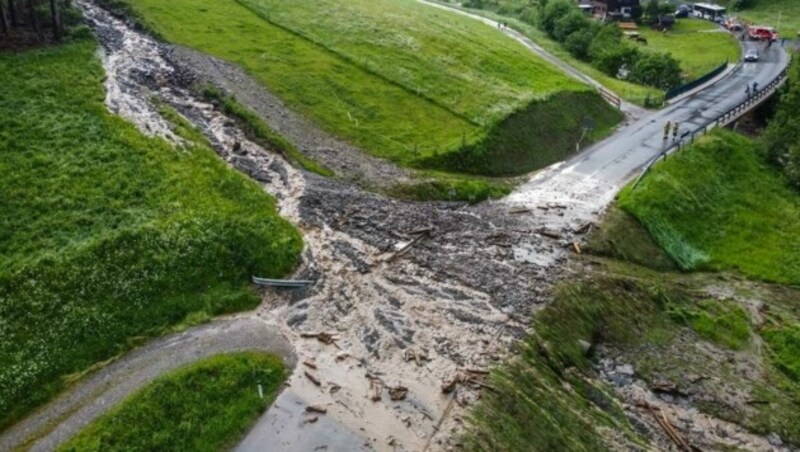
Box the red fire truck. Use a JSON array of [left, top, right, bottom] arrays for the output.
[[748, 25, 778, 41]]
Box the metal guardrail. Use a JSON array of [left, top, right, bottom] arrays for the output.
[[252, 276, 314, 288], [633, 62, 790, 189], [666, 60, 729, 100]]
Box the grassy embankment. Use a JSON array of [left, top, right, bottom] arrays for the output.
[[0, 39, 302, 430], [735, 0, 800, 38], [117, 0, 622, 178], [444, 1, 741, 101], [436, 0, 664, 105], [619, 130, 800, 285], [465, 130, 800, 448], [59, 352, 286, 451], [637, 19, 740, 80], [200, 86, 513, 202]]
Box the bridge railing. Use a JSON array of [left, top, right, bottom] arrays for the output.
[[633, 61, 791, 189]]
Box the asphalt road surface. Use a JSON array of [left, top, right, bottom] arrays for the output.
[[505, 43, 789, 230]]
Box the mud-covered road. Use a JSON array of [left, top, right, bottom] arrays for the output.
[[1, 1, 790, 450]]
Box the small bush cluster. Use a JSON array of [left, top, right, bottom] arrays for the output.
[[538, 0, 682, 90], [764, 59, 800, 190]]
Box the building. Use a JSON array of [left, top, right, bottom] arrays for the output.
[[579, 0, 641, 20]]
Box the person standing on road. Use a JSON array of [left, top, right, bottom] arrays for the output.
[[753, 81, 759, 94], [746, 84, 751, 98], [672, 122, 680, 141], [663, 120, 672, 140]]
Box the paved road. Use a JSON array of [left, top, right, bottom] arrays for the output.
[[504, 43, 789, 230], [0, 318, 296, 452], [419, 0, 789, 231]]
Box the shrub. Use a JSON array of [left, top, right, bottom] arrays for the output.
[[592, 43, 641, 78], [539, 0, 575, 37], [565, 27, 595, 60], [553, 10, 589, 42], [628, 51, 683, 90], [764, 59, 800, 189]]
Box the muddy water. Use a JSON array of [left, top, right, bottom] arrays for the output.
[[75, 2, 552, 450]]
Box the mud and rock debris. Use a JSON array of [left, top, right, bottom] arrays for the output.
[[70, 2, 619, 450]]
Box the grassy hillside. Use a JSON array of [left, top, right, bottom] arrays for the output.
[[437, 1, 664, 105], [115, 0, 621, 176], [447, 1, 740, 99], [638, 19, 740, 80], [420, 90, 622, 175], [619, 130, 800, 285], [467, 218, 800, 448], [59, 353, 287, 451], [735, 0, 800, 37], [0, 39, 302, 429]]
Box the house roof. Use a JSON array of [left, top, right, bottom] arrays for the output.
[[693, 2, 726, 12]]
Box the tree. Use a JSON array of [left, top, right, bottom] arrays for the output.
[[49, 0, 60, 41], [27, 0, 41, 40], [630, 5, 643, 21], [593, 43, 641, 77], [629, 52, 682, 89], [644, 0, 660, 19], [764, 60, 800, 189], [7, 0, 17, 28], [539, 0, 574, 38], [553, 9, 588, 42], [0, 1, 8, 34], [565, 26, 596, 60]]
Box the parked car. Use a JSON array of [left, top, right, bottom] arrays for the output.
[[744, 48, 759, 62], [675, 4, 690, 18]]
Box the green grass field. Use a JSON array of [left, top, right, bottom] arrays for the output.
[[0, 38, 302, 429], [59, 353, 287, 451], [637, 19, 740, 80], [116, 0, 621, 176], [736, 0, 800, 38], [619, 130, 800, 285], [436, 1, 665, 106]]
